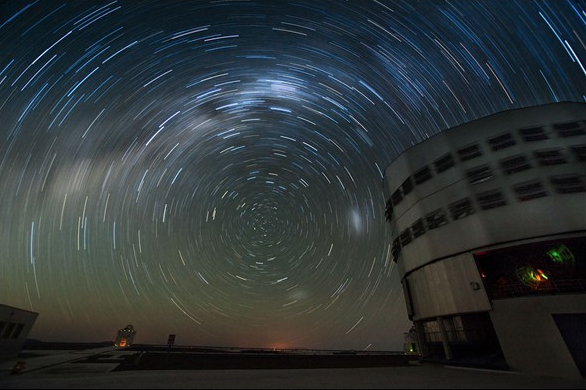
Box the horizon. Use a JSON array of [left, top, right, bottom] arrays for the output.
[[23, 337, 407, 353]]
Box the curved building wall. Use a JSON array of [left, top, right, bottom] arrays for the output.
[[383, 102, 586, 379], [384, 102, 586, 277], [0, 304, 39, 359]]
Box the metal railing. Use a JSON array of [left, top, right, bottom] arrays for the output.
[[488, 278, 586, 300]]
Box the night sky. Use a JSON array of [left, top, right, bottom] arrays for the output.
[[1, 0, 584, 350]]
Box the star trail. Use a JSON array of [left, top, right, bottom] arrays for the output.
[[1, 0, 584, 350]]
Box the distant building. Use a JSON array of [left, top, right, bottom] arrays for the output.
[[114, 325, 136, 348], [383, 102, 586, 380], [0, 303, 39, 359]]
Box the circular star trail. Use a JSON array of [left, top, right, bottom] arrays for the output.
[[0, 0, 584, 350]]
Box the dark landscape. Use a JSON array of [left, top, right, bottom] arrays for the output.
[[111, 351, 418, 371], [4, 340, 584, 389], [19, 340, 418, 371]]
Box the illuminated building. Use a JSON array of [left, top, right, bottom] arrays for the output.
[[0, 303, 39, 359], [114, 325, 136, 348], [383, 102, 586, 380]]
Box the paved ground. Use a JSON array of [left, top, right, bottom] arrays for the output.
[[1, 347, 584, 389]]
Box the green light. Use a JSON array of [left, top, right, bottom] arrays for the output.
[[549, 250, 562, 262], [516, 266, 549, 289], [547, 245, 574, 265]]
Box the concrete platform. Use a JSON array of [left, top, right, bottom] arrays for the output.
[[1, 347, 584, 389]]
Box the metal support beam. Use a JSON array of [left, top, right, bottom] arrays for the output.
[[436, 316, 453, 360], [414, 321, 429, 357]]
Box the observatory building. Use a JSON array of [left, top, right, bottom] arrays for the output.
[[383, 102, 585, 380], [0, 303, 39, 359], [114, 324, 136, 348]]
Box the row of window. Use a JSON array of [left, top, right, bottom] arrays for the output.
[[477, 121, 585, 154], [386, 143, 586, 220], [0, 321, 25, 340], [451, 121, 586, 164], [390, 174, 586, 260]]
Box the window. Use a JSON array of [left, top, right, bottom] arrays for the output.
[[391, 237, 401, 260], [2, 322, 16, 339], [512, 180, 548, 201], [434, 153, 455, 173], [475, 236, 586, 300], [399, 228, 413, 247], [466, 164, 493, 184], [519, 126, 549, 142], [457, 143, 483, 161], [385, 198, 394, 221], [476, 189, 507, 210], [443, 317, 468, 342], [425, 208, 448, 230], [571, 144, 586, 162], [449, 197, 475, 220], [411, 218, 425, 238], [550, 174, 586, 194], [554, 121, 586, 137], [413, 166, 432, 185], [422, 319, 442, 343], [391, 188, 403, 206], [533, 148, 568, 166], [487, 132, 516, 151], [500, 154, 531, 175], [402, 177, 414, 196], [11, 323, 25, 339]]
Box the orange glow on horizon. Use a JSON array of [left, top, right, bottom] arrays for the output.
[[269, 342, 289, 350]]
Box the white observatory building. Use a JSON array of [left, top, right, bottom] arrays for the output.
[[383, 102, 585, 380]]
